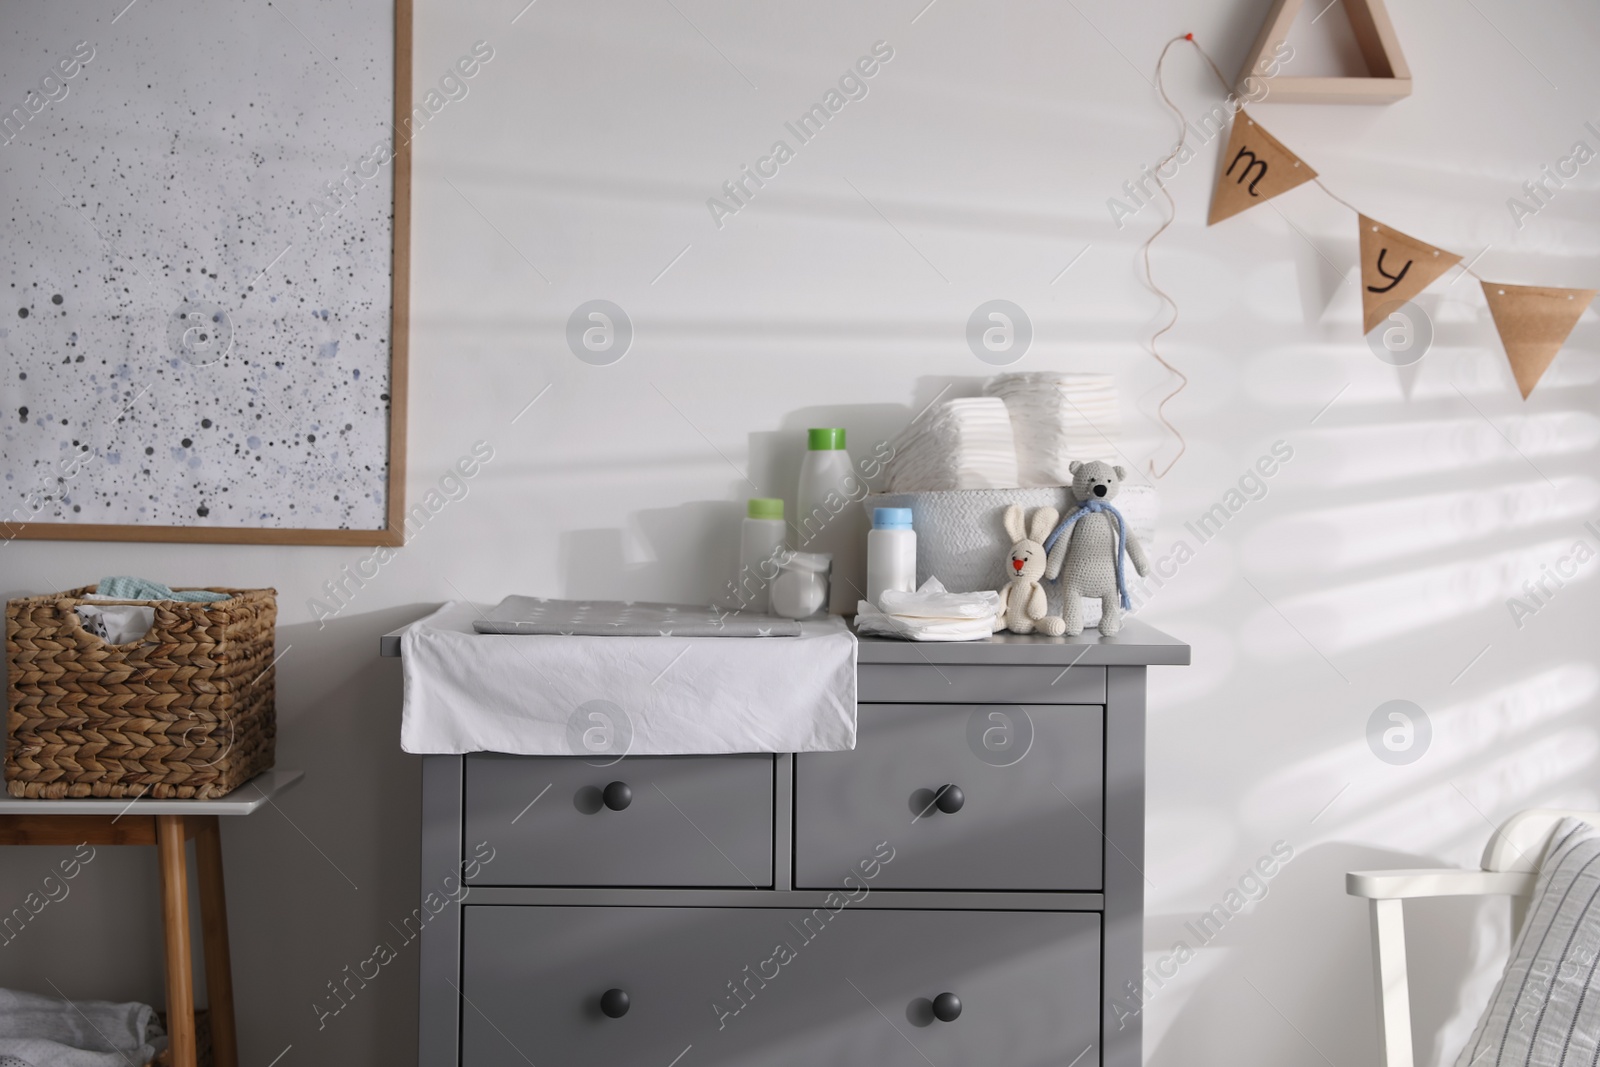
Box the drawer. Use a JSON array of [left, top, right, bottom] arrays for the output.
[[461, 905, 1101, 1067], [795, 704, 1103, 891], [859, 663, 1105, 703], [464, 754, 773, 887]]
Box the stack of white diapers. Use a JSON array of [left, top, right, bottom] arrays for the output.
[[884, 397, 1019, 492], [983, 373, 1121, 484]]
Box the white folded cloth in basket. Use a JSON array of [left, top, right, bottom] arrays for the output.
[[74, 596, 156, 645]]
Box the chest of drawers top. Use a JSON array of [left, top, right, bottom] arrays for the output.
[[379, 616, 1189, 666]]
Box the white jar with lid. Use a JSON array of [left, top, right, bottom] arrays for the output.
[[770, 552, 832, 620]]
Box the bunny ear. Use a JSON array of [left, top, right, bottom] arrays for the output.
[[1028, 507, 1059, 543], [1002, 504, 1025, 542]]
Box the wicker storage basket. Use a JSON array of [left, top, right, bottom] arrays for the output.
[[6, 587, 276, 799]]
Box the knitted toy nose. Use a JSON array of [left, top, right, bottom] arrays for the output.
[[1093, 484, 1107, 497], [1012, 557, 1025, 571]]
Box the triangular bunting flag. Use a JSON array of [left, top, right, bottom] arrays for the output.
[[1207, 111, 1318, 226], [1358, 216, 1461, 333], [1481, 282, 1596, 398]]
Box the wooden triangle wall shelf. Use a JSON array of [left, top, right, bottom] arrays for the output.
[[1236, 0, 1412, 104]]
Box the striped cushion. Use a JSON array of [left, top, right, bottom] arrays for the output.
[[1457, 817, 1600, 1067]]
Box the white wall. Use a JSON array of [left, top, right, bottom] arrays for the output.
[[4, 0, 1599, 1063]]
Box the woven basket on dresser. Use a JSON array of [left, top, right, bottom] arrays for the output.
[[6, 587, 276, 800]]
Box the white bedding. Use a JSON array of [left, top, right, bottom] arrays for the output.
[[399, 602, 857, 755]]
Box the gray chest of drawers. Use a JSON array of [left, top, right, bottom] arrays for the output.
[[390, 620, 1187, 1067]]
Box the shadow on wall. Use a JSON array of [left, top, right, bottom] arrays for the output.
[[223, 605, 428, 1065], [556, 380, 983, 604], [1145, 841, 1495, 1067]]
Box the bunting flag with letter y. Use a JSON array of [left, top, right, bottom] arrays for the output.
[[1357, 215, 1461, 333]]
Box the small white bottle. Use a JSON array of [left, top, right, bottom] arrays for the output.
[[796, 428, 866, 614], [739, 498, 788, 614], [866, 507, 917, 610]]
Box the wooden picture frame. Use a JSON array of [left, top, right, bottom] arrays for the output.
[[1236, 0, 1412, 104], [3, 0, 411, 546]]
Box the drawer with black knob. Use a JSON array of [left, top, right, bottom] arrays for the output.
[[794, 704, 1104, 891], [463, 753, 774, 887], [460, 905, 1101, 1067]]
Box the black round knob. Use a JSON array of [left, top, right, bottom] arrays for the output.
[[602, 782, 633, 811], [600, 988, 630, 1018], [935, 785, 964, 814], [932, 992, 962, 1022]]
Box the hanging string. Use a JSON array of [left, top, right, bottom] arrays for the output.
[[1136, 34, 1203, 479], [1311, 178, 1362, 215]]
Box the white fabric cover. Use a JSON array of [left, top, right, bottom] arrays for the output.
[[400, 602, 856, 755], [1456, 817, 1600, 1067]]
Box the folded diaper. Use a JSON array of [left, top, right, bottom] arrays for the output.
[[855, 578, 999, 642], [878, 580, 1001, 619]]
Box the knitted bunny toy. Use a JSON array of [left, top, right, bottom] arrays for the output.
[[994, 504, 1066, 636], [1044, 460, 1151, 636]]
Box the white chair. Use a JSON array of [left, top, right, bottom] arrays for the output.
[[1346, 808, 1600, 1067]]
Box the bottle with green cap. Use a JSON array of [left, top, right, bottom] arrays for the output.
[[796, 427, 864, 614], [739, 497, 788, 614]]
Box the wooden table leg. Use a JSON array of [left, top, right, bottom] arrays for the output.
[[195, 815, 239, 1067], [156, 814, 197, 1067]]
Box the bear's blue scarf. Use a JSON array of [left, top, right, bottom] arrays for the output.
[[1042, 500, 1132, 611]]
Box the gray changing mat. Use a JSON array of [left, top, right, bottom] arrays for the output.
[[472, 596, 803, 637]]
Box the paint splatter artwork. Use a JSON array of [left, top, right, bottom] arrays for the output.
[[0, 0, 395, 532]]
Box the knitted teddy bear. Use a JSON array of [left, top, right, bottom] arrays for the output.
[[1044, 460, 1151, 636], [994, 504, 1066, 636]]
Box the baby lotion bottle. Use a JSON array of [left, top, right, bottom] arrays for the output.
[[739, 498, 788, 613], [796, 428, 866, 613], [865, 507, 916, 610]]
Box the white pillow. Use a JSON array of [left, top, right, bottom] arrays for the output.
[[1456, 817, 1600, 1067]]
